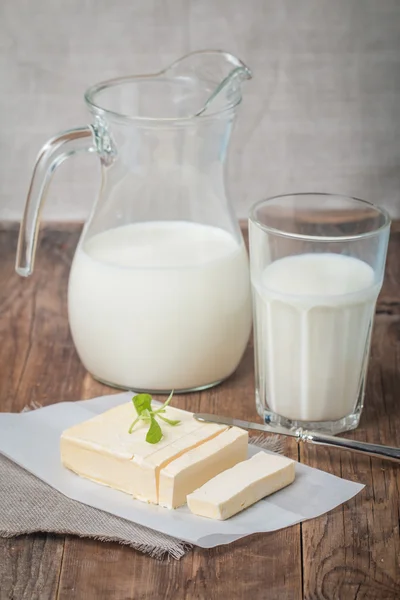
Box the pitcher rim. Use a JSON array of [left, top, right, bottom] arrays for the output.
[[84, 73, 243, 124]]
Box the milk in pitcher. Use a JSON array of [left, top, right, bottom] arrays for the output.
[[69, 221, 252, 391]]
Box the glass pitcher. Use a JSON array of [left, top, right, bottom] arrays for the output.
[[16, 50, 253, 392]]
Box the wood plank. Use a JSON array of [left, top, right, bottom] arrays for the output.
[[301, 314, 400, 599], [2, 221, 399, 599], [0, 227, 86, 412], [0, 227, 86, 599], [378, 225, 400, 311], [0, 535, 64, 600], [57, 529, 301, 600]]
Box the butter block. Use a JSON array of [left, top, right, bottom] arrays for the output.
[[158, 426, 248, 509], [61, 401, 227, 504], [187, 451, 295, 520]]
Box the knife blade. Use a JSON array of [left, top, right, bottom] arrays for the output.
[[194, 413, 400, 464], [194, 413, 299, 438]]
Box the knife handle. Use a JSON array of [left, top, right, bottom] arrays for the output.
[[303, 430, 400, 463]]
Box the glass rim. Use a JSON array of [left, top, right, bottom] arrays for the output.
[[249, 192, 392, 242]]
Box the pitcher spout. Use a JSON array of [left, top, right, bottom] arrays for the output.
[[163, 49, 252, 117]]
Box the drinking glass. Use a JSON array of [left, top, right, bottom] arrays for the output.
[[249, 193, 391, 434]]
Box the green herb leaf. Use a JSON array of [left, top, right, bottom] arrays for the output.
[[140, 408, 152, 421], [158, 414, 181, 426], [146, 415, 163, 444], [128, 415, 140, 434], [153, 390, 175, 414], [133, 394, 152, 415], [128, 390, 180, 442]]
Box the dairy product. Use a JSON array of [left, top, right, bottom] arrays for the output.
[[158, 426, 248, 508], [253, 253, 379, 422], [61, 401, 227, 503], [68, 221, 252, 390], [187, 451, 295, 520], [61, 401, 248, 507]]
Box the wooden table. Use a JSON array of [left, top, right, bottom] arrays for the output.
[[0, 223, 399, 600]]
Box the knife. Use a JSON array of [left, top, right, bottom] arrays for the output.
[[194, 413, 400, 464]]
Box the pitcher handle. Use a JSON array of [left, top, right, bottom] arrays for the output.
[[16, 126, 96, 277]]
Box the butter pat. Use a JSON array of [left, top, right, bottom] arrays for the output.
[[158, 427, 248, 508], [187, 451, 295, 520], [61, 402, 228, 504]]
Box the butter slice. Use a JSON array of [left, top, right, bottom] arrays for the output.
[[187, 451, 295, 520], [158, 427, 248, 509], [61, 402, 227, 504]]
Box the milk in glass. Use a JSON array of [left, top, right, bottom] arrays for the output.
[[253, 253, 379, 422]]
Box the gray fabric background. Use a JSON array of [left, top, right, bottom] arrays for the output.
[[0, 0, 399, 221]]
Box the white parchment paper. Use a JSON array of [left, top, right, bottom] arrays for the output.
[[0, 393, 364, 548]]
